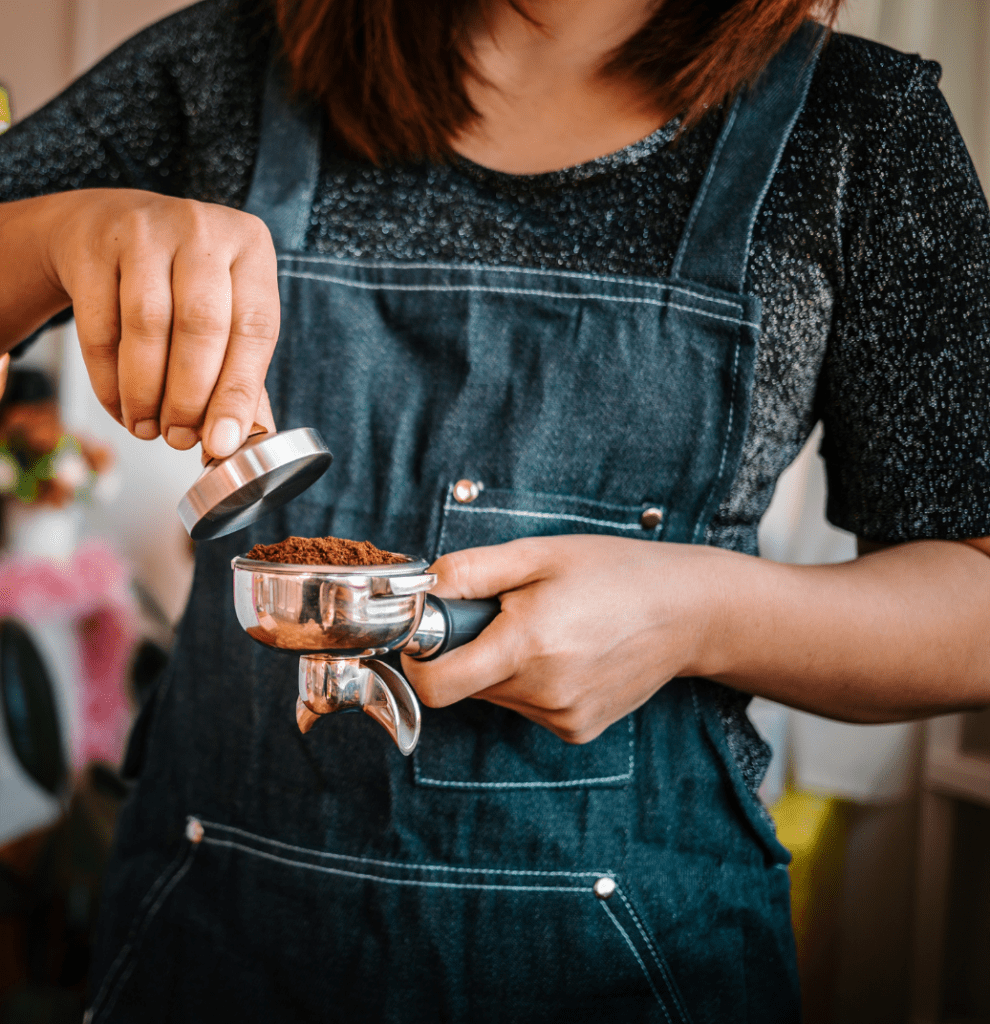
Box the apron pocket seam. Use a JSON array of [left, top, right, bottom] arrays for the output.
[[88, 838, 199, 1022], [195, 817, 614, 887], [615, 888, 695, 1024], [598, 901, 672, 1020], [598, 885, 696, 1024], [413, 714, 635, 790]]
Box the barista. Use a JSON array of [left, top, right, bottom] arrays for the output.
[[1, 1, 990, 1020]]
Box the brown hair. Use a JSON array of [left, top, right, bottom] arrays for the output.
[[274, 0, 843, 164]]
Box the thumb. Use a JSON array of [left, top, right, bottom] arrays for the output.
[[430, 538, 547, 600]]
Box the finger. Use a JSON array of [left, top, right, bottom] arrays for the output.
[[117, 250, 173, 439], [159, 246, 232, 450], [401, 605, 519, 706], [430, 538, 551, 601], [255, 386, 277, 434], [0, 354, 8, 398], [72, 264, 123, 423], [201, 242, 279, 460]]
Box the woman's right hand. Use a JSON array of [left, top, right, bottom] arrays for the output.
[[8, 188, 280, 459]]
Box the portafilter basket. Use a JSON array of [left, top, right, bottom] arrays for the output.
[[232, 555, 499, 754]]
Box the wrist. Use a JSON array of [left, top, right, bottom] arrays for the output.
[[680, 545, 776, 681]]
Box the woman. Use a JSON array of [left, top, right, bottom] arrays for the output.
[[2, 1, 990, 1020]]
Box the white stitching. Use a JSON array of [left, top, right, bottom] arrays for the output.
[[435, 483, 455, 556], [414, 716, 635, 789], [670, 99, 740, 280], [88, 842, 190, 1019], [197, 819, 611, 879], [599, 900, 670, 1019], [442, 502, 653, 532], [414, 773, 632, 789], [617, 889, 692, 1023], [275, 254, 743, 311], [202, 837, 592, 893], [276, 272, 758, 329], [90, 844, 197, 1022], [692, 340, 741, 544]]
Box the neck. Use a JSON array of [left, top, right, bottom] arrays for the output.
[[472, 0, 658, 82], [454, 0, 669, 175]]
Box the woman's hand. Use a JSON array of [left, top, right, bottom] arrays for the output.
[[2, 189, 279, 458], [401, 535, 730, 743], [403, 533, 990, 738]]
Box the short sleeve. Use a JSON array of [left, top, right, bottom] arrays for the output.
[[0, 0, 267, 208], [819, 63, 990, 541]]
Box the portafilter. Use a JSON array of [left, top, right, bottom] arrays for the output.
[[231, 555, 500, 754]]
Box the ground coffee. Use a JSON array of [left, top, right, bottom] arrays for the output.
[[246, 535, 405, 566]]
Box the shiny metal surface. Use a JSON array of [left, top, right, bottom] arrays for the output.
[[402, 600, 447, 659], [178, 427, 333, 540], [452, 479, 482, 504], [231, 556, 434, 657], [232, 554, 434, 753], [593, 877, 616, 900], [640, 506, 664, 530], [296, 656, 420, 754]]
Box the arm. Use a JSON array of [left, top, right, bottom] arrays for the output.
[[402, 534, 990, 743], [0, 2, 278, 455]]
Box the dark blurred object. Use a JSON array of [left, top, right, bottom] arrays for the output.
[[0, 617, 130, 1022], [128, 638, 169, 709], [0, 373, 55, 413], [0, 765, 129, 1024], [0, 621, 67, 798]]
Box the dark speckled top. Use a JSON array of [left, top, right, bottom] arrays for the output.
[[4, 0, 990, 794]]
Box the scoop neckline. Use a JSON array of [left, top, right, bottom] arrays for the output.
[[450, 116, 681, 186]]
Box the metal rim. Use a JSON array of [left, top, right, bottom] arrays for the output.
[[230, 555, 430, 577]]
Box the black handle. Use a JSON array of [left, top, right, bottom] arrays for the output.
[[419, 596, 501, 661]]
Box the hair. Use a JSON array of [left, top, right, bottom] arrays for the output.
[[273, 0, 844, 164]]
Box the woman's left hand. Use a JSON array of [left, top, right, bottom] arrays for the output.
[[401, 535, 730, 744]]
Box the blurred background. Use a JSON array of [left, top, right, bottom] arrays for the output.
[[0, 0, 988, 1022]]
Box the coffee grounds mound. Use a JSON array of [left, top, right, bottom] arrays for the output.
[[246, 535, 406, 567]]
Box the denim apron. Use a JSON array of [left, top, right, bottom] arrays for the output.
[[88, 23, 824, 1024]]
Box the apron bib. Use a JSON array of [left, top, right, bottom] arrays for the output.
[[90, 23, 825, 1024]]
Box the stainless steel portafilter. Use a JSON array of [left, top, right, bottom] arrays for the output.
[[231, 556, 500, 754]]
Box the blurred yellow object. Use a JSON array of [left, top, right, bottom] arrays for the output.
[[0, 85, 10, 134], [771, 787, 848, 1023]]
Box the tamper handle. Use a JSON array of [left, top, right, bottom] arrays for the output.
[[412, 596, 501, 661]]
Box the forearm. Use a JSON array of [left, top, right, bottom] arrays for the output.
[[702, 539, 990, 722], [0, 194, 73, 350]]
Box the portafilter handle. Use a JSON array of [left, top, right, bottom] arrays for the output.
[[405, 596, 502, 661]]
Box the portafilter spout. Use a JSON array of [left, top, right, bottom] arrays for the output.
[[231, 556, 500, 754]]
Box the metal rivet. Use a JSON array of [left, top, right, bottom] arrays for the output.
[[640, 506, 664, 530], [453, 479, 482, 504], [186, 818, 205, 844], [593, 876, 616, 900]]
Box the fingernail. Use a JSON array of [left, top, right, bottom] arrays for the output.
[[208, 418, 243, 459], [133, 419, 160, 440], [166, 426, 199, 450]]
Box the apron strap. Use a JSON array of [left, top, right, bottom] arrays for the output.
[[671, 20, 827, 293], [243, 54, 322, 252]]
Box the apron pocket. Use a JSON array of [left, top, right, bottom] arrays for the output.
[[133, 817, 693, 1024], [414, 703, 635, 790], [434, 485, 666, 556], [421, 485, 662, 789]]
